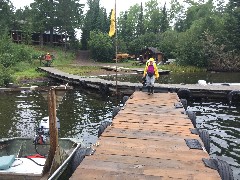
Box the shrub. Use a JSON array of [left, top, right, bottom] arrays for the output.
[[0, 35, 32, 68], [0, 64, 13, 86], [88, 31, 114, 62]]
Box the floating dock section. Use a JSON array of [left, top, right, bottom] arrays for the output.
[[38, 67, 240, 101], [70, 92, 221, 179]]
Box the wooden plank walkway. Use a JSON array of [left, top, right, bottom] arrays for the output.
[[70, 92, 220, 180], [38, 67, 240, 100]]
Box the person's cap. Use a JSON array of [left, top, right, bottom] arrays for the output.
[[149, 58, 154, 61]]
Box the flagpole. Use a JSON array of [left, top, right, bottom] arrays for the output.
[[115, 0, 118, 97]]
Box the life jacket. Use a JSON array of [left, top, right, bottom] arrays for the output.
[[45, 54, 52, 61]]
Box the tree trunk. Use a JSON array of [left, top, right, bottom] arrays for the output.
[[40, 32, 43, 47]]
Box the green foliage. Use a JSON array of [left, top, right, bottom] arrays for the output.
[[11, 61, 32, 72], [160, 63, 206, 73], [0, 64, 13, 86], [175, 29, 206, 67], [4, 0, 240, 72], [136, 3, 145, 36], [119, 4, 141, 42], [174, 9, 224, 68], [160, 3, 169, 33], [56, 65, 101, 76], [128, 32, 160, 55], [0, 0, 14, 32], [88, 31, 114, 62], [144, 0, 162, 33], [81, 0, 108, 49], [0, 35, 32, 68], [158, 30, 178, 60]]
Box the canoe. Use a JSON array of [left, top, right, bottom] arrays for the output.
[[0, 137, 82, 180]]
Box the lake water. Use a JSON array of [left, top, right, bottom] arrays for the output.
[[100, 71, 240, 84], [187, 99, 240, 179], [0, 71, 240, 179]]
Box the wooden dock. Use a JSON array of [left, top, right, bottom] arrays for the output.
[[70, 92, 220, 179], [38, 67, 240, 101]]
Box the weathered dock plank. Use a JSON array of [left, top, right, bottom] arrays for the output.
[[38, 67, 240, 101], [70, 92, 220, 180]]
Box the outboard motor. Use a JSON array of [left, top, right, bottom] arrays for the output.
[[34, 116, 60, 144]]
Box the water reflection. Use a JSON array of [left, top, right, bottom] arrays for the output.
[[0, 89, 116, 146], [57, 90, 115, 145], [187, 100, 240, 179], [100, 72, 240, 84]]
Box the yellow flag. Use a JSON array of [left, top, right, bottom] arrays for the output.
[[109, 9, 115, 37]]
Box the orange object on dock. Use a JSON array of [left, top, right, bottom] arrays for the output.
[[70, 92, 220, 179]]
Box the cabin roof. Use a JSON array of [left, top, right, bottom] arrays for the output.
[[142, 47, 163, 54]]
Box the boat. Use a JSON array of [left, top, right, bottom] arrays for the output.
[[0, 87, 86, 180], [0, 136, 82, 180]]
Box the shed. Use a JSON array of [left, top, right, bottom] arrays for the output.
[[140, 47, 163, 64]]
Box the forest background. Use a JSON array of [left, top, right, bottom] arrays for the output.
[[0, 0, 240, 86]]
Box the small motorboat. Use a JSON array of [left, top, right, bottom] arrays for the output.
[[0, 136, 83, 179], [0, 88, 86, 180]]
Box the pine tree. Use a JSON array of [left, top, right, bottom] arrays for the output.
[[136, 2, 145, 37]]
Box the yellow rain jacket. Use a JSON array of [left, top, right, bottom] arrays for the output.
[[143, 58, 159, 79]]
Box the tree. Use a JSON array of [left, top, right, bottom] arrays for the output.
[[29, 0, 84, 47], [175, 17, 212, 67], [81, 0, 108, 50], [55, 0, 84, 50], [160, 2, 169, 33], [118, 11, 130, 44], [224, 0, 240, 51], [136, 2, 145, 37], [144, 0, 161, 33], [128, 32, 160, 55], [117, 4, 142, 47], [88, 31, 114, 62], [14, 7, 33, 44], [0, 0, 14, 32], [169, 0, 185, 30], [30, 0, 53, 46], [178, 1, 214, 31], [201, 31, 240, 71], [158, 30, 178, 60]]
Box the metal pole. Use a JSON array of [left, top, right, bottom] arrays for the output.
[[115, 0, 118, 97]]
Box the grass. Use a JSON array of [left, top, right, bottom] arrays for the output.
[[158, 63, 206, 72], [13, 68, 47, 81], [105, 59, 206, 72], [12, 46, 76, 84], [56, 65, 101, 76], [11, 46, 206, 85], [54, 59, 207, 77]]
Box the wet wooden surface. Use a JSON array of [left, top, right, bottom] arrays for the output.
[[70, 92, 220, 180], [38, 67, 240, 94]]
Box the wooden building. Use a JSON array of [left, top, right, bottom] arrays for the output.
[[10, 30, 70, 46], [140, 47, 163, 64]]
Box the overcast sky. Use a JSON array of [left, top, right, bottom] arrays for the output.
[[11, 0, 170, 14], [10, 0, 172, 39]]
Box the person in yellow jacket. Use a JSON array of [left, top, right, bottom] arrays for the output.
[[142, 58, 159, 95]]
